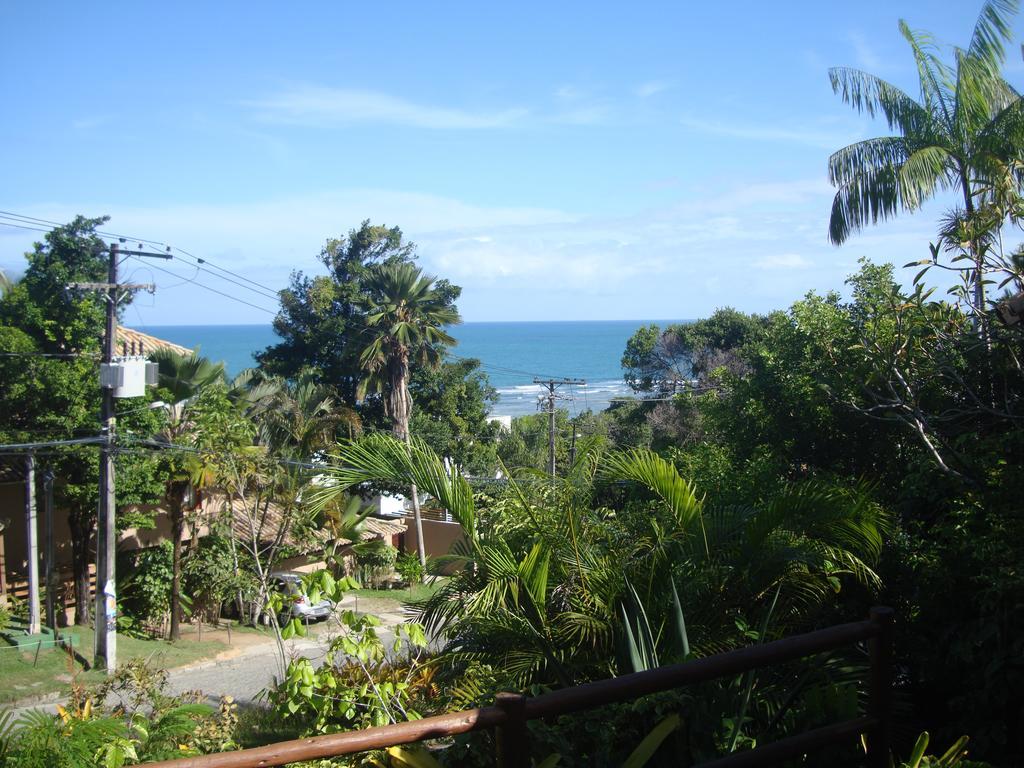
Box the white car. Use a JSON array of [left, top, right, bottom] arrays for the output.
[[270, 571, 335, 622]]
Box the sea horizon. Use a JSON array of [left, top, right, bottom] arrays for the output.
[[141, 319, 692, 417]]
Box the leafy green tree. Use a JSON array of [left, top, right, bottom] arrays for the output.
[[0, 217, 163, 623], [408, 358, 500, 475], [358, 261, 462, 567], [497, 410, 574, 473], [621, 323, 690, 394], [621, 309, 764, 395], [0, 268, 16, 297], [149, 349, 227, 640], [828, 0, 1024, 316], [244, 369, 360, 457], [258, 221, 421, 406]]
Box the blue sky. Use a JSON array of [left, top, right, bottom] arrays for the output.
[[1, 1, 1020, 324]]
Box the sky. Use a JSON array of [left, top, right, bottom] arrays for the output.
[[1, 1, 1020, 325]]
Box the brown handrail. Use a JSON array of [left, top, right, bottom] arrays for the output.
[[148, 607, 894, 768]]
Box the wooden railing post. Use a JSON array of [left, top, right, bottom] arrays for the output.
[[866, 607, 894, 768], [495, 692, 529, 768]]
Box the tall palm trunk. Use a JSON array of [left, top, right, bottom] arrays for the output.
[[166, 480, 193, 641], [168, 494, 185, 641], [390, 355, 427, 571], [961, 174, 988, 334]]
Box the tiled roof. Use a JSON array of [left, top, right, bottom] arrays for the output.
[[201, 492, 407, 553], [115, 327, 193, 357], [357, 516, 408, 544]]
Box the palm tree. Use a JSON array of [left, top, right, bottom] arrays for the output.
[[828, 0, 1024, 318], [245, 369, 360, 457], [311, 435, 890, 693], [357, 262, 461, 567], [150, 349, 226, 640]]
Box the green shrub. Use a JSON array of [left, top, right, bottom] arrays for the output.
[[395, 551, 424, 584], [119, 542, 173, 628]]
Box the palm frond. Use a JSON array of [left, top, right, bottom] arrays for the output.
[[601, 449, 704, 533], [967, 0, 1018, 72], [899, 20, 956, 131], [828, 68, 931, 134]]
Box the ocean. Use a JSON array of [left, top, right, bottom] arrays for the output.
[[144, 321, 685, 417]]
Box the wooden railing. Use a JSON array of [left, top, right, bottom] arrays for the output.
[[149, 607, 894, 768]]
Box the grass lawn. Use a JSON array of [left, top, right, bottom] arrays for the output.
[[349, 580, 443, 605], [0, 623, 271, 704]]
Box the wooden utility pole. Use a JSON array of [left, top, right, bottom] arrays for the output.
[[95, 242, 119, 670], [43, 466, 56, 631], [533, 378, 585, 479], [24, 451, 40, 635], [69, 241, 164, 672]]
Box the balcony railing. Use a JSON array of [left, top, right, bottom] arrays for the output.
[[148, 607, 894, 768]]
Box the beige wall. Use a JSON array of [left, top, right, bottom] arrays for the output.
[[0, 480, 201, 588], [401, 516, 465, 573]]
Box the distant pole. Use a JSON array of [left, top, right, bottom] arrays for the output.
[[95, 242, 118, 672], [43, 467, 56, 631], [544, 382, 556, 478], [533, 378, 585, 479], [24, 452, 40, 635]]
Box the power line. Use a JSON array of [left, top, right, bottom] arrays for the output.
[[0, 436, 106, 452], [0, 210, 282, 299], [176, 255, 279, 301], [0, 351, 98, 358], [126, 255, 278, 316], [171, 247, 280, 299], [446, 351, 565, 381], [0, 219, 58, 235]]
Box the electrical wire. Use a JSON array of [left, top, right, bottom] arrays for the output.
[[126, 255, 278, 316], [0, 219, 58, 235], [0, 210, 282, 298], [183, 258, 279, 301], [172, 247, 280, 299], [0, 351, 98, 358], [445, 351, 564, 382]]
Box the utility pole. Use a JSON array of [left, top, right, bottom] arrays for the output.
[[43, 467, 56, 631], [95, 241, 118, 671], [533, 378, 585, 479], [68, 241, 164, 672], [24, 451, 40, 635]]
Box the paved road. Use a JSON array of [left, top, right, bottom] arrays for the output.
[[8, 598, 409, 719], [165, 620, 401, 706]]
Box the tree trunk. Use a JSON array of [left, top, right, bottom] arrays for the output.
[[169, 500, 184, 641], [392, 358, 427, 572], [67, 508, 92, 626], [961, 175, 989, 336], [405, 433, 427, 572]]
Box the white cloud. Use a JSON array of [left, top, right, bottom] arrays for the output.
[[636, 81, 670, 98], [1, 178, 975, 323], [243, 84, 529, 129], [678, 115, 860, 149], [848, 31, 882, 70], [548, 84, 612, 125], [754, 253, 813, 270], [71, 115, 112, 130]]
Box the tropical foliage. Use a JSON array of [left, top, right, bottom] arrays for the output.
[[304, 433, 888, 763], [828, 0, 1024, 316]]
